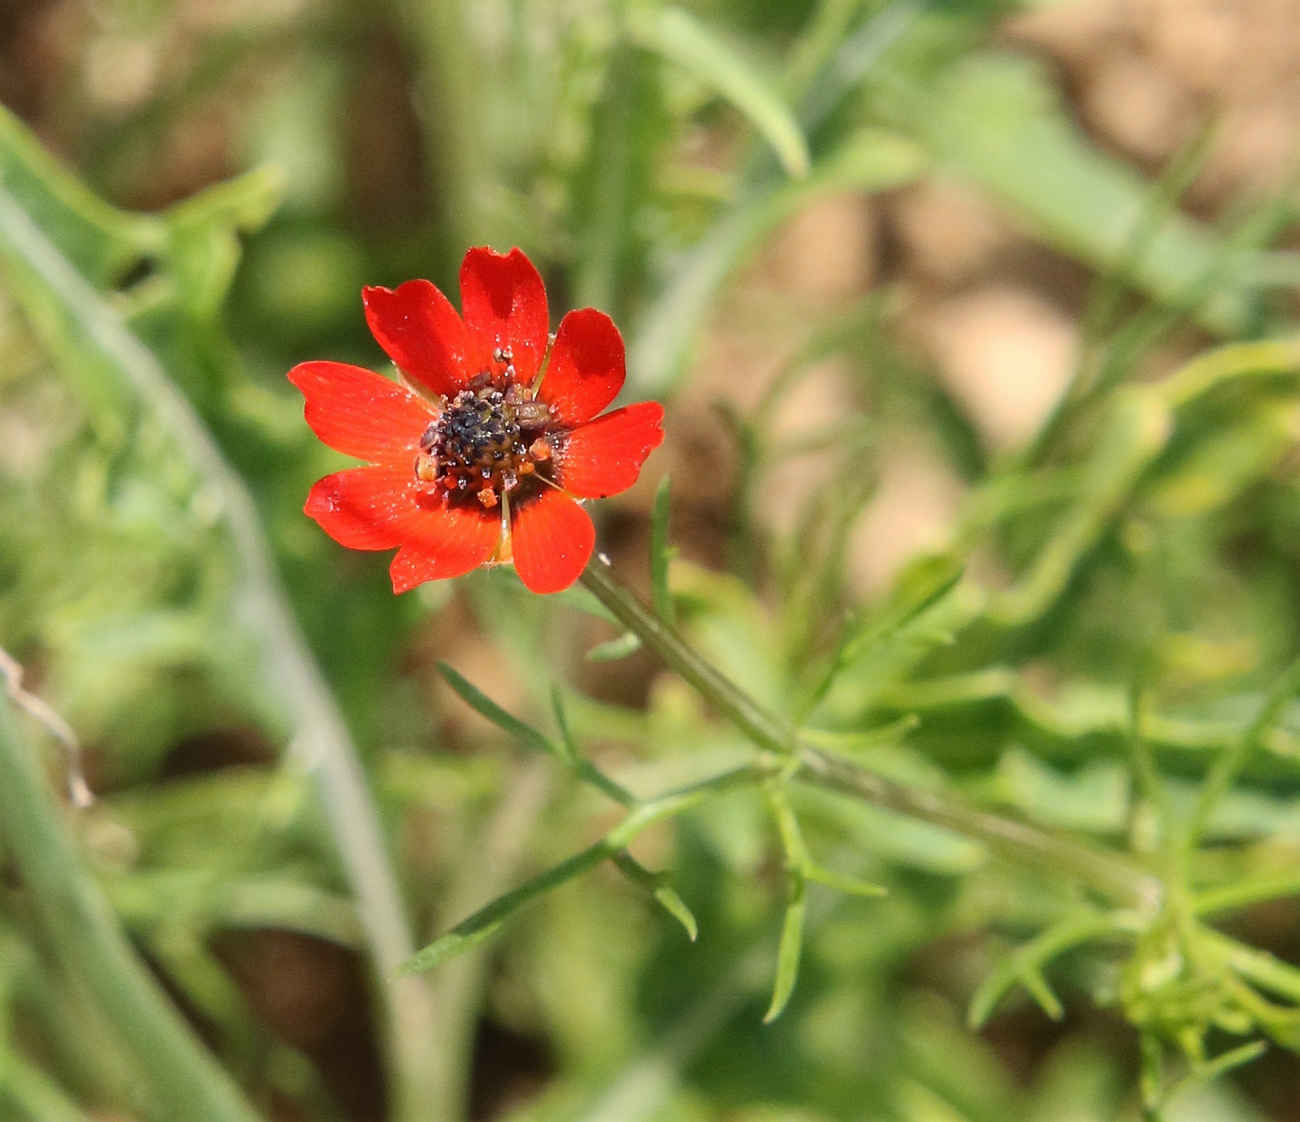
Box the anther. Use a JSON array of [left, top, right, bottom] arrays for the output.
[[419, 383, 555, 502], [415, 453, 438, 482]]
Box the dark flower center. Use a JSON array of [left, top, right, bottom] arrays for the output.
[[417, 381, 554, 509]]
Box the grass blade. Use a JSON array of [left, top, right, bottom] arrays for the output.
[[0, 698, 261, 1122], [630, 6, 809, 178]]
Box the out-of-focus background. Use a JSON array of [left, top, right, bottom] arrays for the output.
[[4, 0, 1300, 1119]]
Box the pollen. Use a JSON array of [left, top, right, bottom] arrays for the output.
[[417, 383, 556, 500]]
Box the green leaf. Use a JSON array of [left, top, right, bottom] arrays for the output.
[[586, 632, 644, 662], [967, 912, 1126, 1028], [629, 6, 809, 178], [401, 842, 609, 974], [1, 1051, 97, 1122], [612, 853, 698, 941], [162, 167, 282, 319], [436, 663, 559, 758], [890, 54, 1258, 335], [811, 557, 972, 718], [0, 104, 161, 289], [763, 871, 807, 1023], [106, 871, 362, 948], [630, 127, 925, 396], [803, 864, 887, 899], [551, 687, 637, 806], [650, 474, 676, 626], [842, 557, 965, 664]]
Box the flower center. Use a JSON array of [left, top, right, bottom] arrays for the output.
[[416, 382, 554, 509]]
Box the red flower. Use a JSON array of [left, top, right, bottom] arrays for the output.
[[288, 247, 664, 595]]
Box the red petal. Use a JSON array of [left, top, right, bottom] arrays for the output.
[[389, 531, 500, 593], [363, 279, 474, 398], [509, 489, 594, 594], [305, 467, 408, 550], [553, 402, 665, 499], [459, 247, 549, 387], [536, 308, 626, 425], [305, 467, 502, 572], [288, 361, 435, 465]]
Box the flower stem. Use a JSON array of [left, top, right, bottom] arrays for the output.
[[579, 557, 1158, 908], [0, 698, 263, 1122], [582, 555, 796, 756], [793, 749, 1154, 906]]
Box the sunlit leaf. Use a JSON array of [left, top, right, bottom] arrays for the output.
[[630, 6, 809, 178], [586, 632, 644, 662], [630, 127, 925, 395], [763, 871, 807, 1023]]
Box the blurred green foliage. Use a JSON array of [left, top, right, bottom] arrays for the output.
[[3, 1, 1300, 1121]]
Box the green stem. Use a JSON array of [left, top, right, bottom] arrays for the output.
[[0, 181, 438, 1122], [423, 759, 551, 1122], [0, 699, 263, 1122], [793, 749, 1154, 906], [581, 556, 796, 756], [579, 559, 1159, 908]]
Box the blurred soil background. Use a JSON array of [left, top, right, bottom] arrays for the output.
[[4, 1, 1300, 1120]]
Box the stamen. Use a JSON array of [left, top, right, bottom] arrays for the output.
[[416, 384, 556, 501]]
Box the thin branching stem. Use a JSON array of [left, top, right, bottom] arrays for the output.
[[580, 557, 1160, 909], [583, 556, 797, 756], [794, 749, 1156, 907]]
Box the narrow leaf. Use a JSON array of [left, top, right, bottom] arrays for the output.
[[650, 474, 676, 625], [549, 684, 579, 763], [803, 864, 887, 899], [631, 127, 925, 396], [586, 632, 644, 662], [1187, 1041, 1267, 1086], [552, 686, 638, 807], [437, 662, 558, 758], [630, 6, 809, 178], [967, 912, 1120, 1028], [898, 54, 1255, 334], [763, 872, 807, 1023], [613, 853, 698, 941], [1017, 967, 1064, 1022], [842, 557, 965, 663], [401, 843, 609, 974]]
